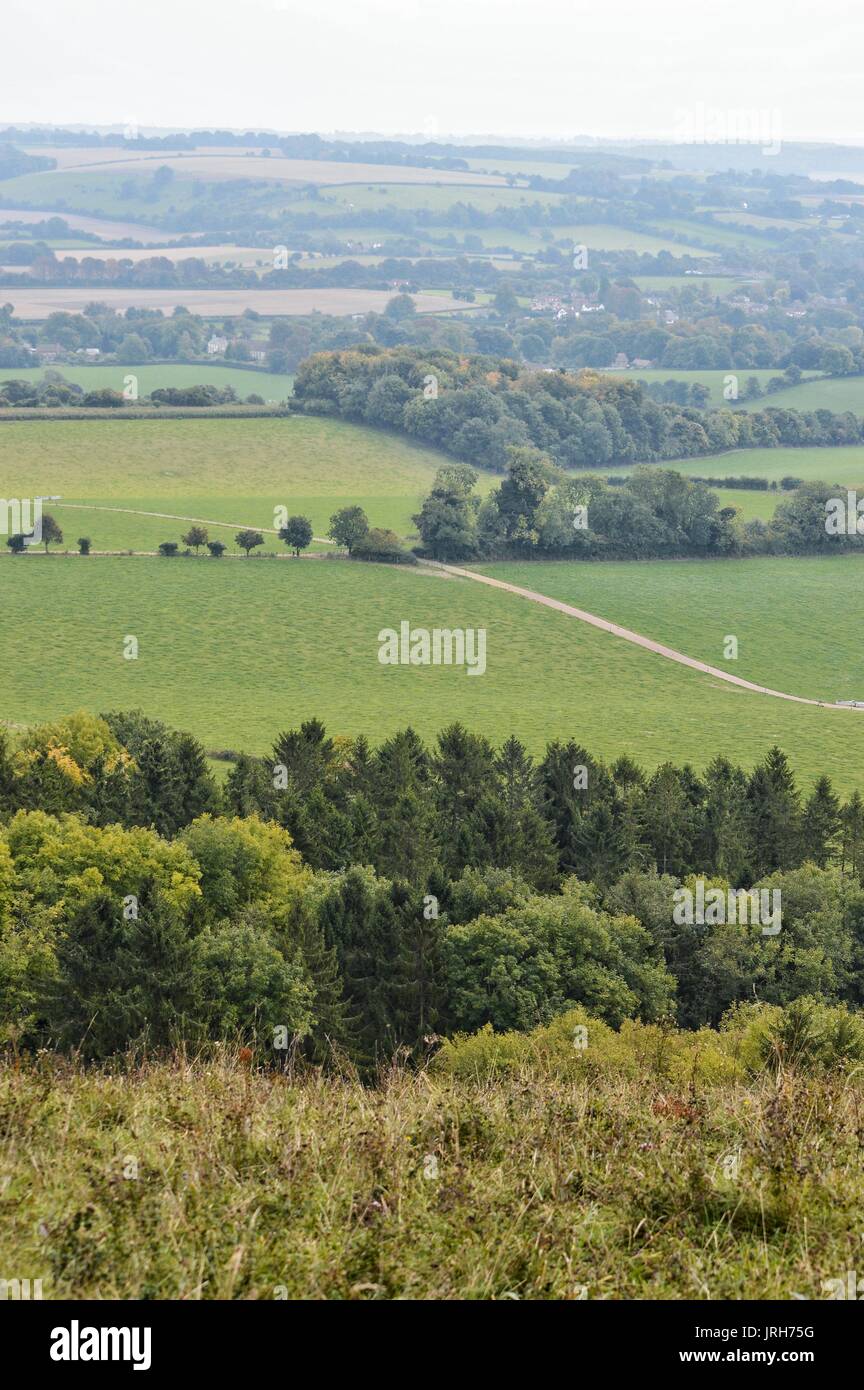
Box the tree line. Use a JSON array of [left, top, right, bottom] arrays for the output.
[[411, 455, 864, 561], [3, 709, 864, 1061], [291, 346, 864, 475]]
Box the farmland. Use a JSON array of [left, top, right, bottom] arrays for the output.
[[740, 373, 864, 415], [606, 367, 820, 404], [1, 285, 477, 319], [0, 362, 293, 400], [2, 551, 864, 787], [0, 206, 166, 241], [0, 414, 482, 545], [670, 444, 864, 489], [477, 556, 864, 710]]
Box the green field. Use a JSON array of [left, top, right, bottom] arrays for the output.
[[608, 368, 819, 405], [0, 363, 293, 401], [647, 218, 771, 252], [671, 444, 864, 488], [632, 274, 751, 295], [478, 556, 864, 709], [0, 414, 497, 547], [550, 224, 714, 257], [2, 554, 863, 787], [315, 184, 563, 213], [740, 373, 864, 415]]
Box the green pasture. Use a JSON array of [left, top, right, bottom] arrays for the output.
[[739, 374, 864, 415], [0, 413, 497, 544], [478, 555, 864, 715], [0, 364, 293, 401], [1, 555, 863, 787]]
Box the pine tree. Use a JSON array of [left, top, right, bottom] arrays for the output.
[[368, 730, 436, 882], [117, 878, 199, 1050], [174, 733, 221, 824], [640, 763, 693, 876], [747, 746, 802, 874], [433, 723, 497, 875], [800, 775, 841, 868], [49, 892, 128, 1055], [694, 755, 751, 880], [840, 791, 864, 879]]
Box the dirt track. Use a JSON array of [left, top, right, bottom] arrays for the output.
[[421, 560, 862, 712]]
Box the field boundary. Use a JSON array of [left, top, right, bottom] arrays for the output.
[[53, 502, 332, 544]]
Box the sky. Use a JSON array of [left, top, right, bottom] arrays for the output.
[[4, 0, 864, 145]]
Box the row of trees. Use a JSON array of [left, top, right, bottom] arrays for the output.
[[3, 710, 864, 1059], [412, 455, 864, 561], [155, 509, 410, 562]]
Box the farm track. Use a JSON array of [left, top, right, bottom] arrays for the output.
[[420, 560, 863, 712], [44, 505, 864, 711]]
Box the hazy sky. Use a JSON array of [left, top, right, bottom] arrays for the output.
[[5, 0, 864, 144]]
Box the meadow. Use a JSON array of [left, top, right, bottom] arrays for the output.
[[0, 363, 294, 401], [607, 367, 818, 404], [3, 415, 864, 782], [671, 444, 864, 488], [478, 556, 864, 707], [2, 553, 863, 785], [740, 373, 864, 415], [1, 1024, 861, 1300], [0, 414, 483, 544]]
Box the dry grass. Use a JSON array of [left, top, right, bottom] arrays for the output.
[[2, 286, 477, 319], [1, 1043, 862, 1300]]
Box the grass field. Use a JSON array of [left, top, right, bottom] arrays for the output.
[[0, 414, 486, 544], [2, 285, 475, 319], [315, 184, 563, 213], [478, 556, 864, 708], [739, 373, 864, 415], [0, 162, 505, 221], [549, 224, 716, 256], [632, 275, 751, 295], [671, 444, 864, 488], [647, 218, 771, 252], [607, 368, 819, 404], [0, 363, 294, 401], [2, 554, 863, 785], [2, 1041, 859, 1300]]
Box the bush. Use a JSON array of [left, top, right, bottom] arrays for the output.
[[352, 527, 416, 564], [158, 541, 179, 557]]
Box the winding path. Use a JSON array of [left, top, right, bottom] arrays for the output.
[[419, 560, 863, 712]]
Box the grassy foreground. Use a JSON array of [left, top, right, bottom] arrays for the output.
[[2, 1021, 862, 1300]]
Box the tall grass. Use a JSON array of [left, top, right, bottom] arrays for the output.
[[2, 1021, 863, 1300]]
